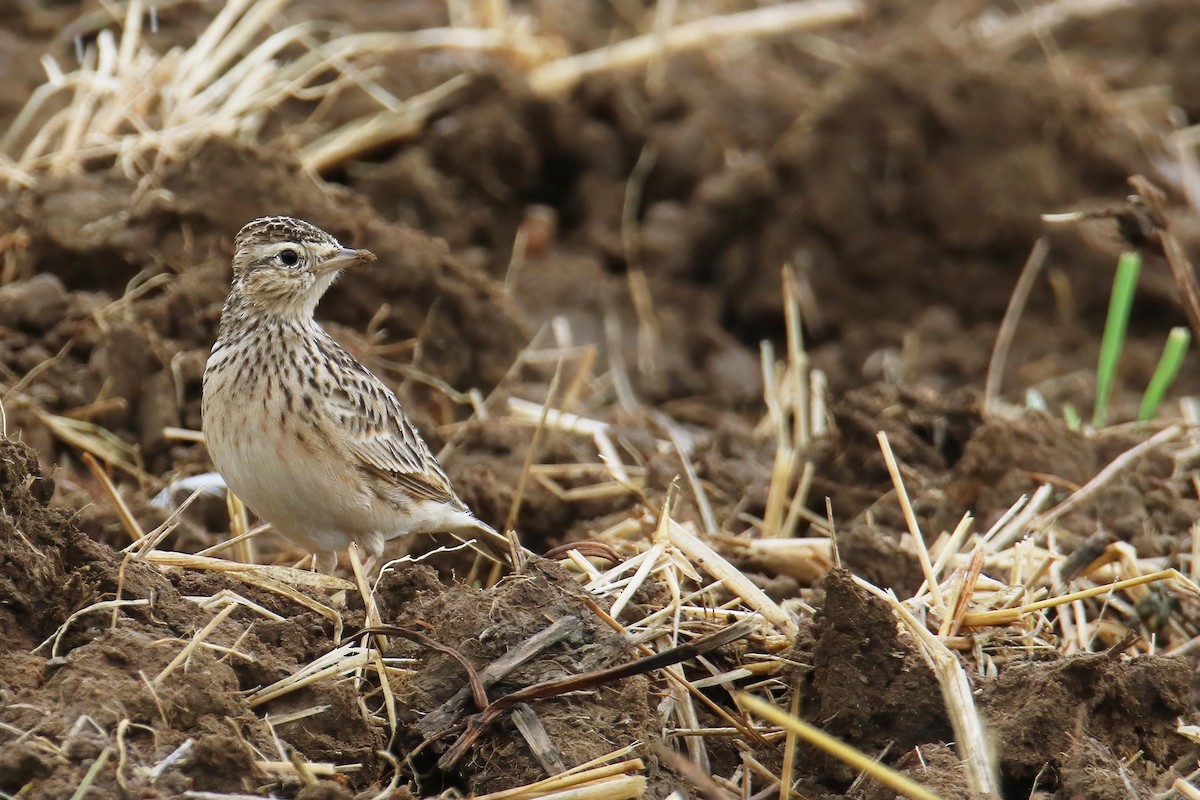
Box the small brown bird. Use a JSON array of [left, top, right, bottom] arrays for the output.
[[202, 216, 510, 572]]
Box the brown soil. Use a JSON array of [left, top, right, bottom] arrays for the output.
[[3, 0, 1200, 798]]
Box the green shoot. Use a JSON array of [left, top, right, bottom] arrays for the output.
[[1093, 251, 1142, 428], [1139, 327, 1191, 422], [1062, 403, 1081, 431]]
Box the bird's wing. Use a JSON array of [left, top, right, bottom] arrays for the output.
[[317, 345, 463, 509]]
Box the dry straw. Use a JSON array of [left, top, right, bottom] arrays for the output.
[[2, 0, 863, 183]]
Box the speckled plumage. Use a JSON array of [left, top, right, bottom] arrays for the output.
[[202, 216, 506, 571]]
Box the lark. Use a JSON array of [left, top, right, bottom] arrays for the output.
[[202, 216, 510, 572]]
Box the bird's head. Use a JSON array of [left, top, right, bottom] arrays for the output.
[[228, 216, 376, 319]]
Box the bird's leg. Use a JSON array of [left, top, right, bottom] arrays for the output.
[[362, 550, 382, 579], [314, 550, 339, 574]]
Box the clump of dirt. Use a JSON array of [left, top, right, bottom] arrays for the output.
[[815, 384, 982, 511], [979, 652, 1196, 796], [0, 435, 77, 651], [1028, 0, 1200, 120], [949, 412, 1200, 556], [859, 745, 971, 800], [376, 560, 664, 794], [809, 384, 1200, 586], [0, 435, 383, 798], [782, 40, 1142, 255], [799, 570, 950, 785]]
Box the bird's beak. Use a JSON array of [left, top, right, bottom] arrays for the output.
[[314, 247, 376, 273]]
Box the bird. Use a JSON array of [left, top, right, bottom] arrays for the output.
[[202, 216, 513, 573]]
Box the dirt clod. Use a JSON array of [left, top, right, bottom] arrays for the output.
[[804, 570, 950, 781]]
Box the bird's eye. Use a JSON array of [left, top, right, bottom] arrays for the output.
[[277, 248, 300, 267]]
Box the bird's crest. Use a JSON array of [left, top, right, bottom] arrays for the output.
[[234, 216, 340, 252]]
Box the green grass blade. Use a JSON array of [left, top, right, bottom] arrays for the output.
[[1093, 251, 1142, 428], [1063, 403, 1081, 431], [1139, 327, 1191, 422]]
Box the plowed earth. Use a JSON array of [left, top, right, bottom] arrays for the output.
[[2, 0, 1200, 798]]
